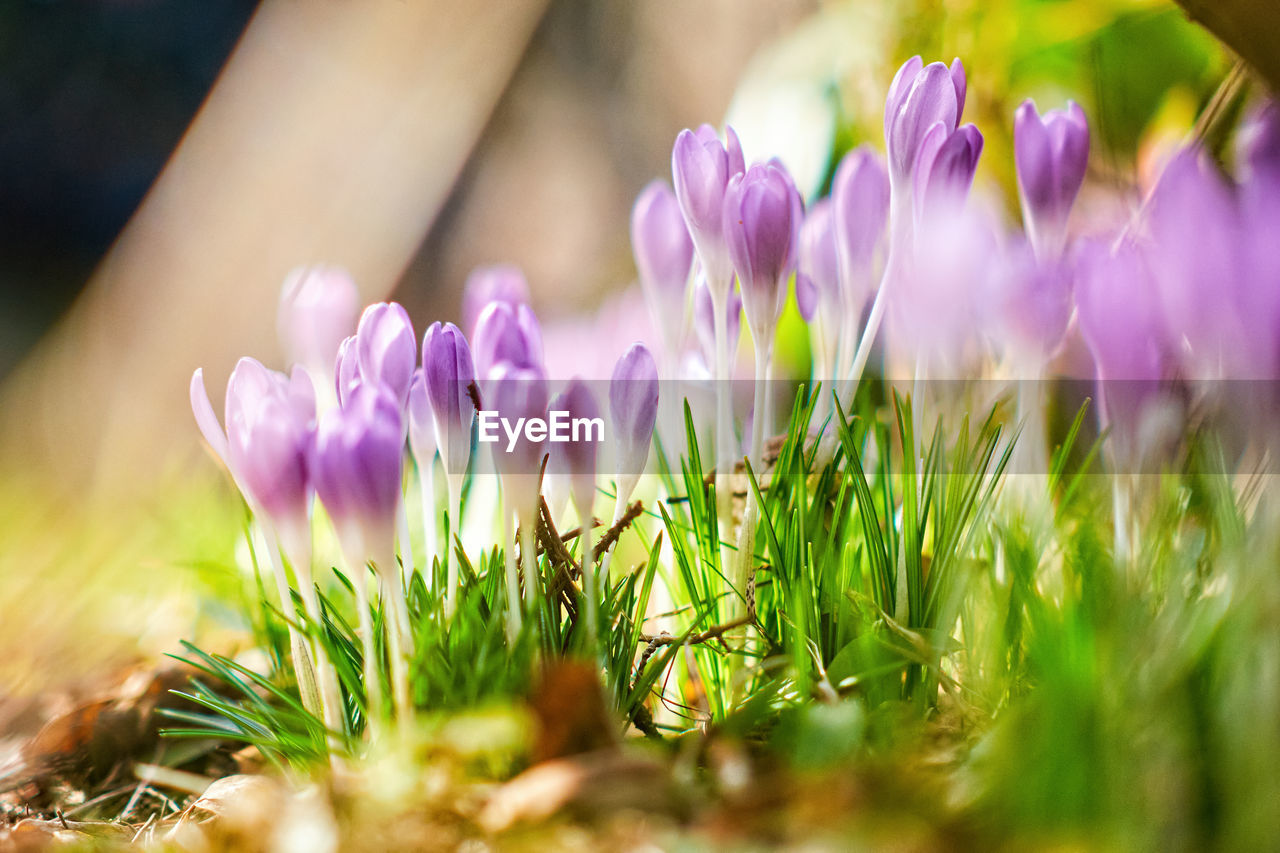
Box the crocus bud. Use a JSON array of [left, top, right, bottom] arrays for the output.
[[421, 321, 477, 477], [672, 124, 745, 292], [355, 302, 416, 406], [831, 146, 890, 312], [547, 379, 601, 519], [694, 280, 740, 367], [472, 301, 545, 378], [487, 361, 550, 517], [462, 265, 530, 337], [914, 122, 984, 215], [1014, 100, 1089, 258], [191, 358, 316, 544], [277, 266, 359, 380], [609, 344, 659, 502], [1075, 238, 1170, 463], [723, 162, 796, 349], [885, 57, 965, 191], [334, 335, 360, 407], [311, 382, 405, 564], [797, 198, 839, 322], [407, 368, 436, 471], [631, 180, 695, 306], [1146, 148, 1242, 378]]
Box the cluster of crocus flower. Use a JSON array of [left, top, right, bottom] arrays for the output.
[[192, 265, 661, 732], [193, 52, 1280, 736]]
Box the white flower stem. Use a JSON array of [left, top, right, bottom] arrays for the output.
[[396, 498, 415, 587], [732, 342, 771, 622], [278, 527, 345, 753], [711, 283, 734, 513], [519, 508, 538, 613], [376, 545, 414, 726], [346, 557, 383, 725], [579, 502, 597, 656], [444, 472, 464, 619], [502, 507, 522, 642], [255, 523, 322, 722]]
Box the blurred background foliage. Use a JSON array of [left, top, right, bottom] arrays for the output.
[[0, 0, 1230, 379]]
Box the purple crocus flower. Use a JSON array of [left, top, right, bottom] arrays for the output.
[[1014, 100, 1089, 257], [355, 302, 417, 407], [277, 266, 359, 380], [407, 368, 436, 472], [913, 122, 984, 216], [631, 180, 695, 306], [609, 343, 659, 491], [547, 379, 602, 519], [671, 123, 746, 291], [830, 146, 890, 314], [461, 265, 530, 338], [191, 358, 316, 546], [694, 280, 741, 368], [1075, 238, 1169, 455], [794, 195, 839, 322], [486, 361, 550, 517], [420, 321, 477, 477], [885, 57, 966, 192], [1146, 148, 1243, 378], [472, 300, 545, 378], [722, 162, 796, 347], [311, 382, 406, 565]]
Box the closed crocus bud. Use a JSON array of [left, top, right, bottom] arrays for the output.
[[797, 199, 839, 322], [631, 180, 695, 306], [723, 163, 795, 347], [547, 379, 601, 518], [914, 122, 984, 216], [355, 302, 416, 407], [487, 361, 550, 515], [462, 265, 530, 337], [885, 57, 964, 191], [831, 146, 890, 312], [694, 280, 741, 366], [311, 382, 405, 564], [277, 266, 359, 379], [407, 368, 436, 471], [422, 321, 477, 477], [609, 343, 659, 501], [1075, 238, 1171, 463], [192, 358, 316, 543], [334, 335, 360, 407], [472, 300, 545, 378], [672, 124, 744, 291], [1015, 100, 1089, 258], [1146, 149, 1242, 378]]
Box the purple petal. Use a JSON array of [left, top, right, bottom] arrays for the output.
[[609, 343, 659, 478], [190, 368, 230, 464]]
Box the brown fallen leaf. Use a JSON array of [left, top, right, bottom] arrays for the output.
[[477, 750, 682, 833]]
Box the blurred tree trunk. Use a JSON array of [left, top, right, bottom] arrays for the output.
[[1175, 0, 1280, 92], [0, 0, 548, 500]]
